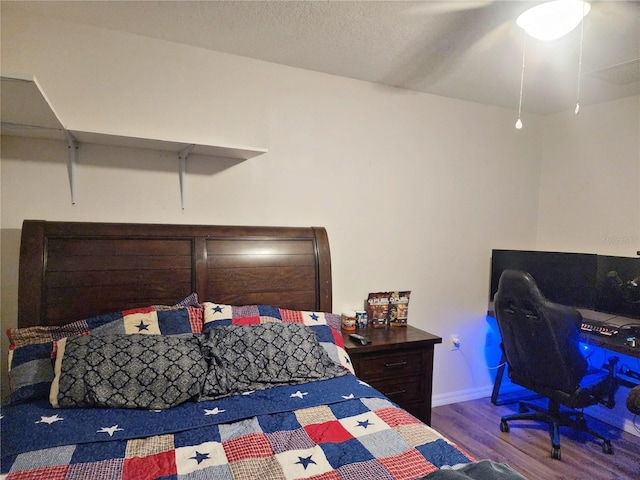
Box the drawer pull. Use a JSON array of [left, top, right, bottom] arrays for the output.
[[384, 361, 407, 368], [386, 389, 407, 396]]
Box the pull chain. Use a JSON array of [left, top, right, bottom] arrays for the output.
[[575, 0, 587, 114], [516, 32, 527, 129]]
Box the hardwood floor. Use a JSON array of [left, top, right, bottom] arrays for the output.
[[431, 397, 640, 479]]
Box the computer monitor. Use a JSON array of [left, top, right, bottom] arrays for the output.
[[489, 250, 597, 308], [595, 255, 640, 319]]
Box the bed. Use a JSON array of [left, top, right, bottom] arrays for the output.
[[1, 220, 521, 480]]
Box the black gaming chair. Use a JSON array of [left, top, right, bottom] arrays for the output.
[[494, 269, 618, 460]]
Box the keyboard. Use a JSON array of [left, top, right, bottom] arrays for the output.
[[580, 321, 619, 336]]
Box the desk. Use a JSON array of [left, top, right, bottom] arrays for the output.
[[488, 308, 640, 405], [576, 309, 640, 358]]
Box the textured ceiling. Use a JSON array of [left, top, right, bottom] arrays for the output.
[[3, 0, 639, 114]]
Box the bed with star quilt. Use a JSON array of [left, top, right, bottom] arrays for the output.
[[2, 301, 474, 480], [3, 221, 483, 480]]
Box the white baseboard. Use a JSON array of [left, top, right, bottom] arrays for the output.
[[432, 385, 493, 407]]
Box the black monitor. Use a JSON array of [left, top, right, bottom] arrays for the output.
[[490, 250, 640, 319], [490, 250, 597, 308], [595, 255, 640, 319]]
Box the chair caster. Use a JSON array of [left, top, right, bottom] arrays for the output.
[[603, 440, 613, 455], [551, 446, 561, 460], [500, 420, 510, 433]]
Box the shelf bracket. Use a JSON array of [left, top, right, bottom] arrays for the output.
[[65, 131, 78, 205], [178, 144, 195, 211]]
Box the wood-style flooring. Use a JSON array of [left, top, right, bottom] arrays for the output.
[[431, 397, 640, 479]]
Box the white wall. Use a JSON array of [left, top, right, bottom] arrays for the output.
[[6, 10, 639, 430], [537, 96, 640, 256], [0, 12, 545, 403]]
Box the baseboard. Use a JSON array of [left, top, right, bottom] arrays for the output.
[[432, 385, 493, 407], [432, 382, 527, 407]]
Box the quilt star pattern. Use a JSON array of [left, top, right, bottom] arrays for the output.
[[1, 375, 473, 479]]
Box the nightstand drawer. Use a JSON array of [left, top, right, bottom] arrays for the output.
[[357, 350, 425, 379], [367, 375, 424, 404]]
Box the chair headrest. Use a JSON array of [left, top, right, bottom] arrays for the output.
[[496, 269, 546, 308]]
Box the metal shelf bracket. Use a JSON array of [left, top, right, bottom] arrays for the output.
[[65, 131, 78, 205], [178, 144, 195, 211]]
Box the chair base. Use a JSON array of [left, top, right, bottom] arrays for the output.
[[499, 400, 613, 460]]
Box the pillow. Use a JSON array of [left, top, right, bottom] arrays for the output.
[[201, 302, 354, 374], [6, 304, 203, 404], [50, 334, 206, 409], [200, 322, 348, 400], [173, 292, 201, 308]]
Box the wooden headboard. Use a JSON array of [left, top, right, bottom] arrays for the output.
[[18, 220, 332, 328]]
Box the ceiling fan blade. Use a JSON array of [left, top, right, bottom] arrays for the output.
[[402, 0, 495, 16], [381, 1, 526, 90]]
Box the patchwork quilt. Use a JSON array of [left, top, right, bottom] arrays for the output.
[[1, 375, 473, 480], [3, 301, 474, 479]]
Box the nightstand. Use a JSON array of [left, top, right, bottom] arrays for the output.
[[342, 325, 442, 425]]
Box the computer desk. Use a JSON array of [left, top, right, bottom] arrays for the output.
[[574, 309, 640, 358], [488, 308, 640, 405]]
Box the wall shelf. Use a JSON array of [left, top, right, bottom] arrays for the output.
[[0, 75, 267, 208]]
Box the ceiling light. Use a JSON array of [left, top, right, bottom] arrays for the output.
[[517, 0, 591, 41]]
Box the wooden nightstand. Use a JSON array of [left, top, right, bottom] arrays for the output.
[[342, 325, 442, 425]]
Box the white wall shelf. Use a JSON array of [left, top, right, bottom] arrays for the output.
[[0, 75, 267, 208]]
